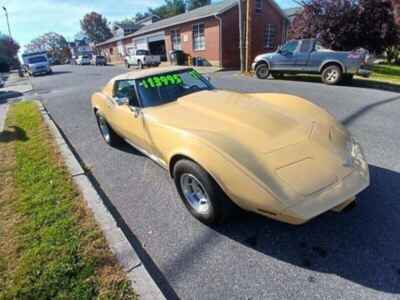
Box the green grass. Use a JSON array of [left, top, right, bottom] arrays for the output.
[[368, 64, 400, 84], [0, 102, 137, 299]]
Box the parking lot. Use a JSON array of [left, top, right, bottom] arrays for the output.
[[31, 64, 400, 299]]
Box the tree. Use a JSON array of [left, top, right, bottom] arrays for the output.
[[25, 32, 70, 63], [80, 12, 113, 43], [150, 0, 186, 19], [134, 12, 151, 22], [289, 0, 399, 54], [0, 34, 20, 69], [186, 0, 211, 11]]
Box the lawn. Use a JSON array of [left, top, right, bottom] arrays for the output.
[[367, 64, 400, 85], [0, 102, 137, 299]]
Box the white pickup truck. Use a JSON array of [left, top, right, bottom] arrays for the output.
[[124, 49, 160, 69]]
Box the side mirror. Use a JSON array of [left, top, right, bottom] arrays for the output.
[[129, 106, 141, 118], [115, 96, 129, 106]]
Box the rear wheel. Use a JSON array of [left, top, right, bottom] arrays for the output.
[[95, 111, 123, 147], [173, 159, 238, 224], [321, 65, 342, 85], [255, 63, 270, 79], [138, 60, 143, 69], [125, 60, 130, 68]]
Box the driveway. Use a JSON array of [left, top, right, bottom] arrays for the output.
[[32, 65, 400, 300]]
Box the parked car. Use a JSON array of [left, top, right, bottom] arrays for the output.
[[252, 39, 372, 85], [91, 55, 107, 66], [91, 66, 370, 225], [22, 51, 52, 76], [124, 49, 160, 69], [76, 55, 91, 65]]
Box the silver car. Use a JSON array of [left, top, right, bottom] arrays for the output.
[[252, 39, 371, 85]]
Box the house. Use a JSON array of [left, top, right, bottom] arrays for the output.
[[283, 7, 303, 24], [68, 37, 93, 58], [95, 0, 289, 68]]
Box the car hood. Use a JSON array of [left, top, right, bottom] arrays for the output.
[[146, 90, 315, 153]]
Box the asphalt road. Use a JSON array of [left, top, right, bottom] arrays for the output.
[[31, 65, 400, 300]]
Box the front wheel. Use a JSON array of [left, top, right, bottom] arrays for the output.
[[138, 60, 143, 69], [125, 61, 130, 68], [255, 63, 270, 79], [173, 159, 238, 224], [321, 65, 342, 85], [95, 112, 123, 147]]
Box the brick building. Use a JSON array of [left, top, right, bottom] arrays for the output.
[[96, 0, 289, 68]]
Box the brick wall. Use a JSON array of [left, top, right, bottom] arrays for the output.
[[250, 0, 285, 61], [165, 17, 221, 66]]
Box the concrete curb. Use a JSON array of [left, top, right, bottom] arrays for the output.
[[35, 100, 166, 300]]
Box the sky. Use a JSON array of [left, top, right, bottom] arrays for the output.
[[0, 0, 298, 49]]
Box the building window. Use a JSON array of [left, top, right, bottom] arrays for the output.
[[264, 24, 277, 49], [171, 30, 181, 50], [255, 0, 262, 13], [193, 23, 205, 51]]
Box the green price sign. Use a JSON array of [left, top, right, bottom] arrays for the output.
[[140, 74, 183, 89]]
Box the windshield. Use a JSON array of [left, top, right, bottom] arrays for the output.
[[28, 56, 47, 64], [137, 50, 149, 55], [137, 69, 214, 107]]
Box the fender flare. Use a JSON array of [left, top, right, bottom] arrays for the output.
[[255, 59, 271, 70], [319, 60, 346, 74]]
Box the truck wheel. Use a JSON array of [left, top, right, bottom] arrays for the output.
[[322, 65, 342, 85], [255, 63, 270, 79], [138, 61, 143, 69], [125, 61, 130, 68], [173, 159, 239, 224]]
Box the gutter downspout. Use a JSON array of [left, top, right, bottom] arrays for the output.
[[238, 0, 244, 72], [215, 14, 223, 68]]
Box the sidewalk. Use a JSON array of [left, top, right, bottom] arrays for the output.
[[0, 72, 33, 101]]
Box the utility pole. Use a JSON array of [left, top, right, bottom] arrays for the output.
[[244, 0, 253, 74], [2, 6, 12, 38]]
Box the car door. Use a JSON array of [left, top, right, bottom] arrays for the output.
[[109, 80, 152, 153], [272, 40, 299, 70], [295, 39, 313, 69]]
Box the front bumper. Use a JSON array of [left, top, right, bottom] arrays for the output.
[[268, 139, 370, 225]]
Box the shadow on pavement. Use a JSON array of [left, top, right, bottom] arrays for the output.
[[0, 91, 23, 102], [268, 74, 400, 93], [342, 95, 400, 126], [209, 164, 400, 294]]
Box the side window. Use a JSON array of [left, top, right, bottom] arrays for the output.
[[114, 80, 139, 106], [280, 41, 298, 54], [300, 40, 313, 53]]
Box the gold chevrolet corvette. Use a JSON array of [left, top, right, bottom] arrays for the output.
[[91, 66, 370, 225]]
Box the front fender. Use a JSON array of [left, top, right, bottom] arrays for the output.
[[160, 128, 288, 215]]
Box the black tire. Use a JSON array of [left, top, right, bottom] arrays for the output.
[[255, 63, 270, 79], [95, 111, 123, 147], [138, 60, 143, 69], [173, 159, 238, 224], [271, 72, 285, 79], [321, 65, 342, 85], [125, 61, 130, 68]]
